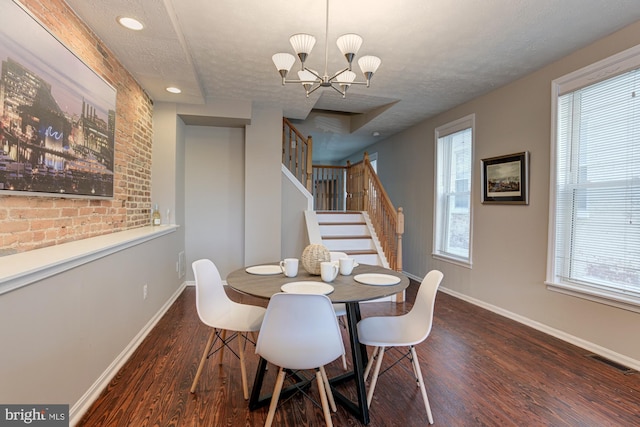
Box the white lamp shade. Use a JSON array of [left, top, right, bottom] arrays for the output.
[[290, 33, 316, 55], [336, 34, 363, 56], [272, 53, 296, 72], [336, 70, 356, 86], [298, 69, 317, 83], [358, 55, 381, 74]]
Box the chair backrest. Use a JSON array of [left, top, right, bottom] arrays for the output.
[[404, 270, 443, 343], [256, 293, 345, 370], [192, 259, 234, 325]]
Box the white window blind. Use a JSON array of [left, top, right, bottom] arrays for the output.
[[549, 49, 640, 309], [434, 115, 474, 265]]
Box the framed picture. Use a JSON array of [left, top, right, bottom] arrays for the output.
[[481, 151, 529, 204], [0, 0, 116, 198]]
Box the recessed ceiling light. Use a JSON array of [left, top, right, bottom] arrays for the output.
[[117, 16, 144, 31], [372, 131, 380, 137], [166, 87, 182, 94]]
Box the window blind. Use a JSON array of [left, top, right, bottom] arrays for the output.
[[553, 67, 640, 301]]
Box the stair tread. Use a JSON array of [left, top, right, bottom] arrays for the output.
[[322, 235, 372, 239], [342, 250, 378, 255], [319, 222, 367, 226], [316, 211, 363, 214]]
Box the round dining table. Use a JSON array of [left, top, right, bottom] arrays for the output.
[[226, 262, 410, 425]]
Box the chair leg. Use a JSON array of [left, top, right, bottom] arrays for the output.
[[410, 346, 433, 424], [218, 329, 227, 365], [265, 367, 286, 427], [366, 347, 385, 407], [363, 346, 380, 381], [238, 332, 249, 400], [319, 365, 337, 412], [190, 328, 216, 393], [315, 370, 333, 427]]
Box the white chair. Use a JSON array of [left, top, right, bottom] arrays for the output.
[[190, 259, 266, 400], [256, 292, 345, 427], [357, 270, 443, 424]]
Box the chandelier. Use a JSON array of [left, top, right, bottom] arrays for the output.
[[271, 0, 381, 98]]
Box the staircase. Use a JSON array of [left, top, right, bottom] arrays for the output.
[[315, 211, 388, 268]]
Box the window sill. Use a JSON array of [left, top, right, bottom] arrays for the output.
[[0, 225, 178, 296], [546, 281, 640, 314], [432, 253, 472, 269]]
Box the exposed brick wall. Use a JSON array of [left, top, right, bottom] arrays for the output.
[[0, 0, 153, 256]]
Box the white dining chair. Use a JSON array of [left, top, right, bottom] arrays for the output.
[[357, 270, 443, 424], [256, 292, 345, 427], [190, 259, 266, 400]]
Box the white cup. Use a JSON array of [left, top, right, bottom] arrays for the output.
[[339, 257, 356, 275], [280, 258, 299, 277], [320, 261, 339, 282]]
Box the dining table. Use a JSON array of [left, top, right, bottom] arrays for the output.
[[225, 261, 410, 425]]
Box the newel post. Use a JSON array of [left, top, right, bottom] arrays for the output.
[[362, 152, 370, 210], [305, 135, 313, 193], [395, 206, 405, 303]]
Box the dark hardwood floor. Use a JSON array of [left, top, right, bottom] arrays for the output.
[[78, 280, 640, 426]]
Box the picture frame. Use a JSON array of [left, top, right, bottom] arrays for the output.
[[0, 0, 116, 199], [481, 151, 529, 205]]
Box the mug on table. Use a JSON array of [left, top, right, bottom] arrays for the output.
[[280, 258, 299, 277], [320, 261, 339, 282]]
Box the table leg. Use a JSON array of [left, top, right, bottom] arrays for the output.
[[249, 357, 314, 411], [250, 302, 371, 425], [330, 301, 370, 425]]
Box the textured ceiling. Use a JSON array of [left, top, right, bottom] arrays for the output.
[[63, 0, 640, 163]]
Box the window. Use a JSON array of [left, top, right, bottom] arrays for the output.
[[434, 115, 474, 265], [548, 45, 640, 311]]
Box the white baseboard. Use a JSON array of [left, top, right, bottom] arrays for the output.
[[69, 282, 187, 426], [438, 286, 640, 372]]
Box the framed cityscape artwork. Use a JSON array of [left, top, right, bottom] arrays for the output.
[[481, 151, 529, 205], [0, 0, 116, 198]]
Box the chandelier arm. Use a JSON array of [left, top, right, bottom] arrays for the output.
[[307, 84, 323, 96], [304, 67, 324, 81], [329, 84, 347, 98], [327, 67, 351, 82]]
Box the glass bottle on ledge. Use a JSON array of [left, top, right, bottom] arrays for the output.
[[151, 204, 161, 226]]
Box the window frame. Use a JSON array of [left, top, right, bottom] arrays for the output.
[[547, 43, 640, 313], [433, 114, 475, 267]]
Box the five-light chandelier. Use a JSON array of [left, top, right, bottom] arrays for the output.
[[272, 0, 381, 98]]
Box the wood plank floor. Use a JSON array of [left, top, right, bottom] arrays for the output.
[[77, 281, 640, 426]]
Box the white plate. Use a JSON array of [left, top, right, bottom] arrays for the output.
[[246, 265, 282, 275], [281, 281, 334, 295], [353, 273, 401, 286]]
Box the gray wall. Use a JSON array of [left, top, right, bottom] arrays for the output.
[[0, 230, 184, 422], [353, 21, 640, 365], [281, 166, 313, 259], [184, 125, 245, 278]]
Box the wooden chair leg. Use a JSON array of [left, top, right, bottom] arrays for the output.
[[366, 347, 385, 407], [238, 332, 249, 400], [315, 370, 333, 427], [265, 367, 285, 427], [190, 328, 216, 393], [411, 346, 433, 424], [319, 365, 337, 412], [363, 346, 380, 380]]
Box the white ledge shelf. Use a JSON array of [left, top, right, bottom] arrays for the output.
[[0, 225, 178, 296]]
